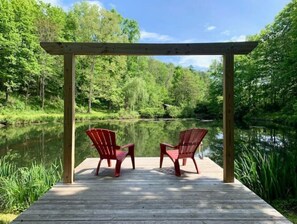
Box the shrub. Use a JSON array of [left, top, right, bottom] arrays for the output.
[[0, 155, 62, 212], [235, 146, 297, 201], [181, 105, 196, 118], [117, 110, 139, 119], [139, 108, 165, 118], [166, 106, 182, 118], [44, 97, 64, 112]]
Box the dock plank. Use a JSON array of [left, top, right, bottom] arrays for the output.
[[13, 157, 291, 223]]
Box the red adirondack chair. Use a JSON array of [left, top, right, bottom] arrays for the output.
[[160, 128, 208, 176], [86, 128, 135, 177]]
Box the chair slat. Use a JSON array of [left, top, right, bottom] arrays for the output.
[[86, 128, 135, 177], [160, 128, 208, 176]]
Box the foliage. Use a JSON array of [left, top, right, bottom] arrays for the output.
[[235, 146, 297, 201], [166, 105, 182, 118], [205, 0, 297, 123], [139, 107, 165, 118], [272, 199, 297, 224], [0, 0, 209, 119], [123, 77, 148, 111], [1, 0, 297, 124], [117, 109, 139, 119], [0, 154, 62, 213], [0, 213, 18, 223]]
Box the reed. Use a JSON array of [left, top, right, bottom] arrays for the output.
[[235, 145, 297, 201], [0, 155, 62, 212]]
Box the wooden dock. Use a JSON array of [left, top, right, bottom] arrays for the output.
[[13, 157, 291, 223]]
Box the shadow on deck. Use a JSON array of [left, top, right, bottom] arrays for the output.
[[13, 157, 291, 223]]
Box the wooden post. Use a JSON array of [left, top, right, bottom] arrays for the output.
[[63, 54, 75, 183], [223, 53, 234, 183], [39, 41, 257, 185]]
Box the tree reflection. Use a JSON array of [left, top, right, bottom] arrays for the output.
[[0, 120, 296, 172]]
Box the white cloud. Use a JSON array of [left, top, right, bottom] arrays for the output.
[[140, 30, 173, 42], [230, 35, 246, 42], [86, 1, 104, 9], [40, 0, 61, 6], [178, 55, 221, 69], [206, 25, 216, 31], [40, 0, 104, 11], [221, 30, 230, 36]]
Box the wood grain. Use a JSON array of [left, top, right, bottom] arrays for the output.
[[40, 42, 258, 56], [13, 157, 291, 223]]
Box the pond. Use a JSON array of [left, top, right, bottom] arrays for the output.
[[0, 119, 296, 168]]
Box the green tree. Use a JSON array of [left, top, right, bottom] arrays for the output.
[[121, 18, 140, 43], [206, 59, 223, 118], [36, 2, 66, 109], [0, 0, 21, 104], [123, 77, 148, 111], [12, 0, 41, 106], [171, 67, 205, 107], [67, 2, 102, 113]]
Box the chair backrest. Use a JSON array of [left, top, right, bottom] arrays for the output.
[[177, 128, 208, 157], [86, 128, 118, 159]]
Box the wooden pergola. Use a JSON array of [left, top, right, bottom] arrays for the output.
[[41, 41, 258, 184]]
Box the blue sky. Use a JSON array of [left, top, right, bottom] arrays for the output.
[[43, 0, 291, 69]]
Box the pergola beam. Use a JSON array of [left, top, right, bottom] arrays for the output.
[[40, 41, 257, 184], [41, 42, 258, 56]]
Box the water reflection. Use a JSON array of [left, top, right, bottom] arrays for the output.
[[0, 119, 296, 168]]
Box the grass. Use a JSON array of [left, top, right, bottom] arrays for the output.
[[0, 154, 62, 213], [0, 109, 142, 126], [0, 111, 63, 126], [235, 146, 297, 201], [0, 213, 18, 224], [272, 199, 297, 224], [234, 146, 297, 223]]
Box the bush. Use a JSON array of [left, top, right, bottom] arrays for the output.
[[166, 106, 182, 118], [0, 155, 62, 212], [181, 105, 196, 118], [117, 110, 140, 119], [139, 108, 165, 118], [235, 146, 297, 201], [76, 111, 119, 121], [272, 199, 297, 223], [44, 97, 64, 112]]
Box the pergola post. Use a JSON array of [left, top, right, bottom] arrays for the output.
[[40, 41, 257, 184], [223, 53, 235, 183], [63, 54, 75, 183]]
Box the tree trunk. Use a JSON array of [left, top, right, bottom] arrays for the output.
[[87, 56, 95, 113], [41, 75, 45, 110], [5, 87, 9, 105], [25, 85, 30, 109]]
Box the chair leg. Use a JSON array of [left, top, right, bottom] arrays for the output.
[[182, 158, 187, 166], [174, 160, 181, 176], [107, 159, 111, 167], [115, 160, 123, 177], [96, 159, 103, 175], [192, 158, 200, 174], [160, 152, 164, 168], [128, 145, 135, 169], [160, 144, 166, 168]]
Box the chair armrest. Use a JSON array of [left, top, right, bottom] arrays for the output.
[[121, 143, 134, 157], [160, 143, 175, 148], [160, 143, 176, 154], [121, 143, 134, 149]]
